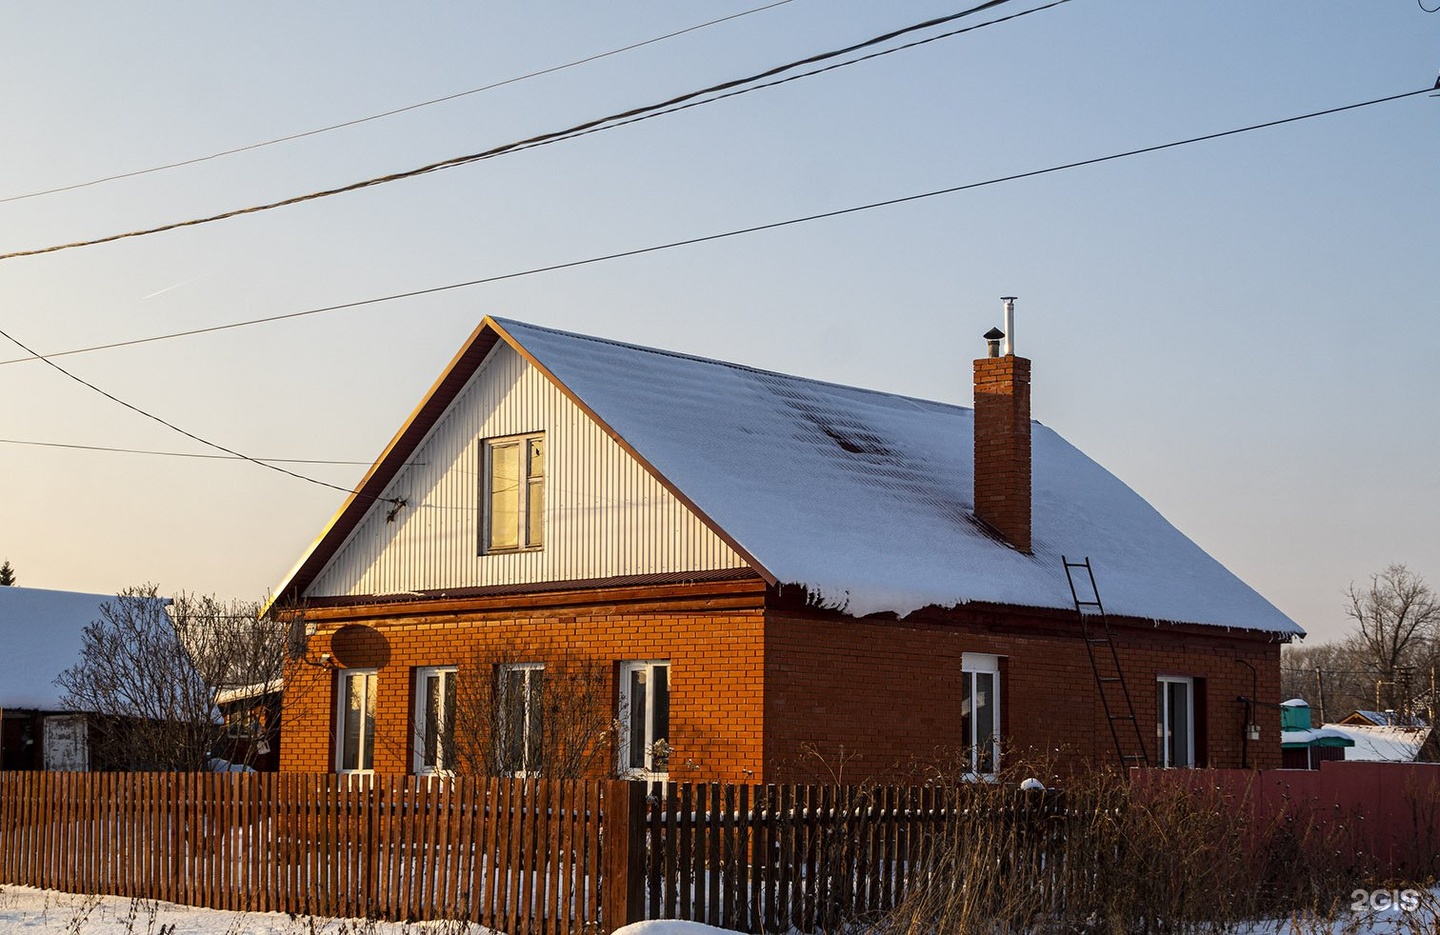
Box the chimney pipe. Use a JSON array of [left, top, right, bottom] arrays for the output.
[[1001, 296, 1017, 355], [973, 297, 1032, 553]]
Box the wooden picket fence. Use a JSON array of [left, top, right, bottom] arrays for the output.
[[0, 771, 631, 934], [638, 782, 1065, 934], [0, 772, 1074, 934]]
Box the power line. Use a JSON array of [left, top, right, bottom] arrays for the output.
[[0, 326, 400, 505], [0, 0, 800, 205], [0, 0, 1035, 263], [0, 437, 378, 464], [0, 84, 1429, 371]]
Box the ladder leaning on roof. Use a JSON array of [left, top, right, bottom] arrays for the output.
[[1063, 556, 1151, 769]]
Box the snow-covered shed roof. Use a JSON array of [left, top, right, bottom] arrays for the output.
[[1324, 723, 1431, 762], [0, 586, 119, 709], [271, 316, 1302, 636], [1281, 727, 1355, 749]]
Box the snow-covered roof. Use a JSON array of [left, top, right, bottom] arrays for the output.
[[1343, 709, 1427, 727], [0, 586, 119, 709], [1323, 723, 1431, 762], [272, 317, 1303, 636], [1281, 727, 1354, 749], [214, 678, 284, 707]]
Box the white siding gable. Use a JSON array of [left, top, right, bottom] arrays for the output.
[[305, 342, 748, 598]]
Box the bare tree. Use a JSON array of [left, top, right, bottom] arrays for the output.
[[448, 641, 614, 779], [55, 585, 290, 771], [1281, 639, 1373, 723], [1345, 564, 1440, 715]]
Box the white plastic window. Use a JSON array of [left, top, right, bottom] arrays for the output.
[[618, 661, 670, 778], [497, 663, 545, 777], [1157, 677, 1195, 768], [336, 669, 377, 773], [413, 666, 457, 775], [961, 653, 1001, 776]]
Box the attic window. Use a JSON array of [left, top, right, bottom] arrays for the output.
[[482, 433, 545, 553]]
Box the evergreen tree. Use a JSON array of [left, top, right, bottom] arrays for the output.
[[0, 560, 15, 586]]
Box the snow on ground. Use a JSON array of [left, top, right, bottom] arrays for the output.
[[0, 886, 496, 934], [0, 886, 1436, 934]]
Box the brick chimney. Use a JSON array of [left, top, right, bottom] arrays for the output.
[[973, 297, 1031, 553]]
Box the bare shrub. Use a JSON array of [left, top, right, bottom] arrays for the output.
[[871, 763, 1382, 935], [55, 585, 289, 771], [447, 640, 613, 778]]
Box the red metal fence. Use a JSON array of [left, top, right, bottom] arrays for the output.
[[1134, 761, 1440, 880]]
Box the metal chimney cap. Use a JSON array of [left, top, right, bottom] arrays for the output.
[[983, 327, 1006, 340]]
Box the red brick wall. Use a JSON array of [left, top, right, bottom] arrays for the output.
[[763, 604, 1284, 782], [280, 582, 1284, 783], [281, 582, 767, 781], [973, 355, 1032, 553]]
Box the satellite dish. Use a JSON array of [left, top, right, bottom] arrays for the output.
[[328, 623, 390, 669]]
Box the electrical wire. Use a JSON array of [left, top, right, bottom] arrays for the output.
[[0, 437, 378, 464], [0, 326, 400, 505], [0, 0, 1034, 263], [0, 83, 1429, 371], [0, 0, 800, 205]]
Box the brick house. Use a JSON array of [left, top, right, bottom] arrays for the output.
[[271, 314, 1302, 781]]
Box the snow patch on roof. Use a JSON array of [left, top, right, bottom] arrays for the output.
[[0, 587, 117, 709], [498, 318, 1301, 635]]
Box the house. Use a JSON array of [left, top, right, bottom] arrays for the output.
[[0, 586, 135, 770], [212, 678, 283, 772], [1338, 709, 1425, 728], [1317, 709, 1438, 763], [270, 313, 1303, 782]]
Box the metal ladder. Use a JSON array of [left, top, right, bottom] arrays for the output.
[[1063, 556, 1150, 769]]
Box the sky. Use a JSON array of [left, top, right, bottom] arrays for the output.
[[1, 1, 1436, 645]]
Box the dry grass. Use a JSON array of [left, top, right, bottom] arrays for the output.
[[868, 760, 1438, 935]]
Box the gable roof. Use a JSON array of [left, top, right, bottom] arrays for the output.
[[0, 587, 121, 709], [271, 316, 1302, 637]]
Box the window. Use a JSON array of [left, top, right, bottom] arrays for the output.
[[618, 661, 670, 777], [336, 669, 377, 773], [1157, 677, 1194, 768], [496, 663, 545, 776], [413, 666, 457, 775], [483, 433, 545, 552], [961, 653, 1002, 776]]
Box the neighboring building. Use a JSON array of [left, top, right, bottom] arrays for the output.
[[213, 678, 283, 772], [1338, 709, 1426, 728], [0, 587, 130, 770], [1320, 709, 1438, 763], [1279, 699, 1353, 769], [271, 315, 1303, 782]]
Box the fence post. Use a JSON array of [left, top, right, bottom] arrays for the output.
[[602, 780, 647, 934]]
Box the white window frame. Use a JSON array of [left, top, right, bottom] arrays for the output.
[[618, 661, 670, 779], [961, 653, 1002, 777], [335, 669, 378, 774], [481, 433, 545, 553], [1157, 676, 1195, 768], [496, 662, 545, 777], [412, 665, 458, 776]]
